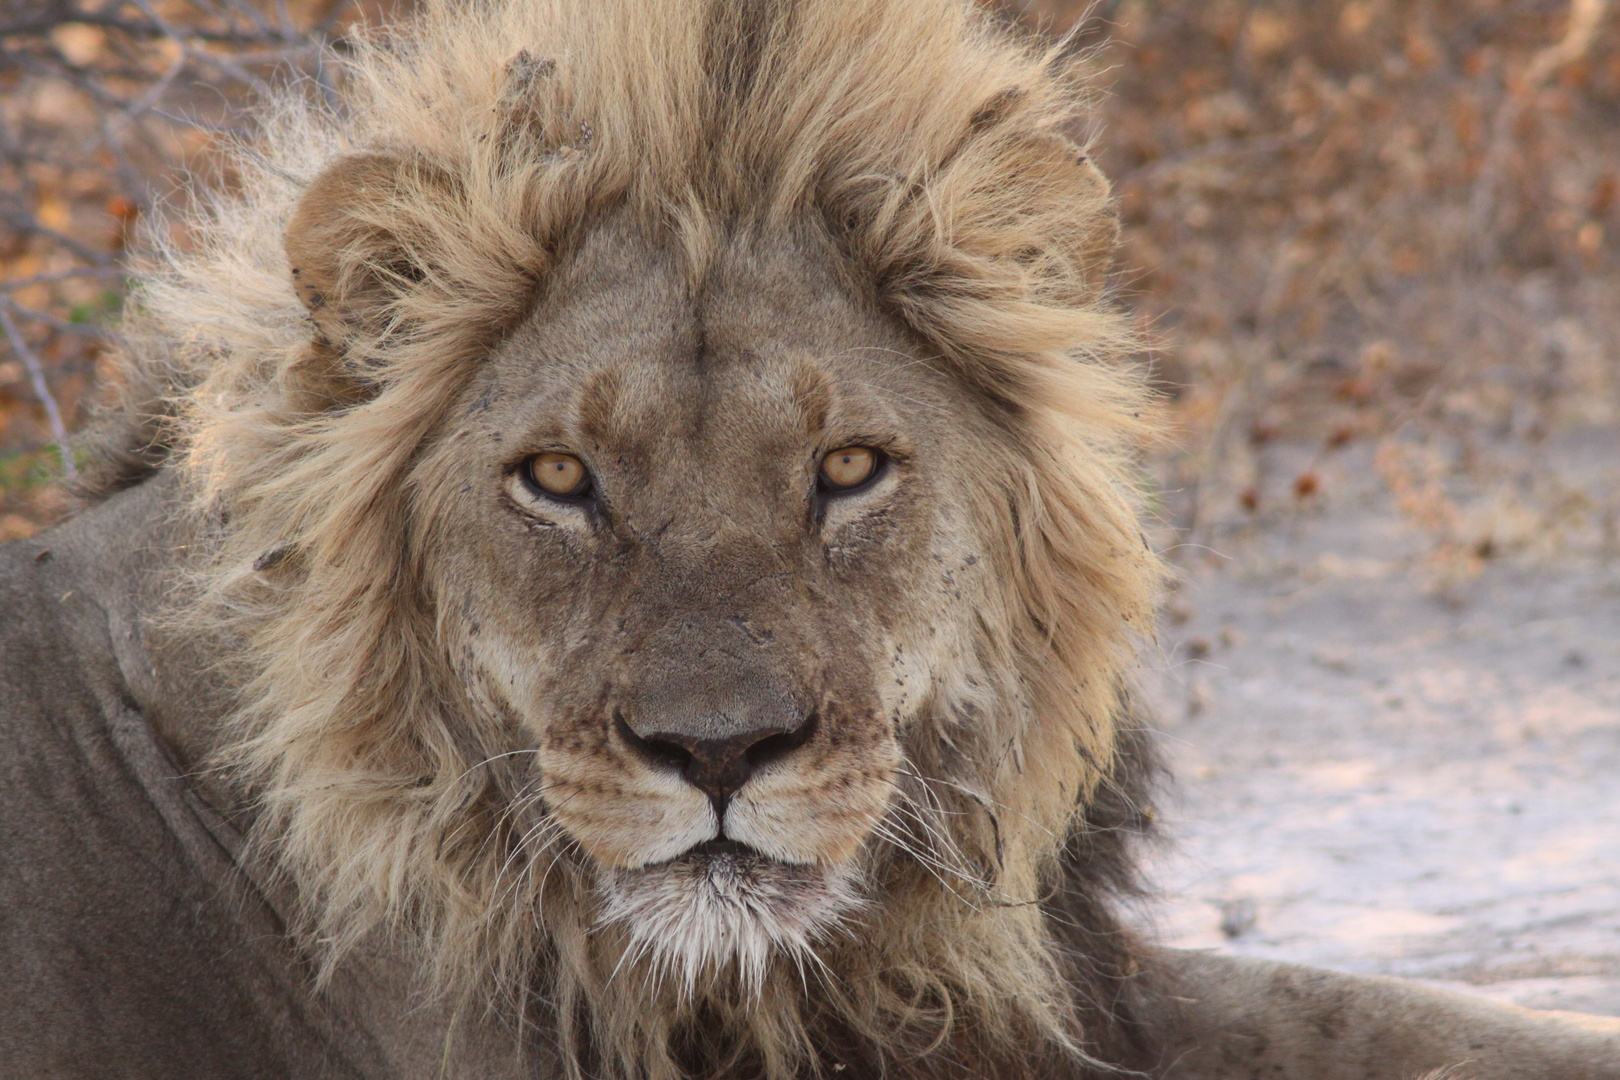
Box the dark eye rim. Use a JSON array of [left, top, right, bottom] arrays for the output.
[[515, 452, 596, 503], [816, 445, 889, 496]]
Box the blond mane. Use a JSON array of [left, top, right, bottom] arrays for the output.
[[92, 1, 1164, 1076]]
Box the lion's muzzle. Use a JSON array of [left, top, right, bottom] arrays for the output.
[[614, 703, 818, 820]]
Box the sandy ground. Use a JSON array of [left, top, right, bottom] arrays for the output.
[[1138, 433, 1620, 1017]]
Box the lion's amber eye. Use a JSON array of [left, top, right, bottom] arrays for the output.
[[527, 452, 589, 497], [820, 446, 878, 490]]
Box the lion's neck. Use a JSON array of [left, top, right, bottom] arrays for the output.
[[55, 470, 241, 798]]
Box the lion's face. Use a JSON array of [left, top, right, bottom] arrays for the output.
[[413, 222, 997, 985]]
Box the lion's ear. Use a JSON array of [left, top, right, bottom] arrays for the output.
[[1058, 150, 1119, 305], [285, 152, 455, 349], [881, 120, 1122, 369], [1001, 133, 1118, 308]]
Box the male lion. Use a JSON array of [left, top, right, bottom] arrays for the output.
[[1, 1, 1615, 1078]]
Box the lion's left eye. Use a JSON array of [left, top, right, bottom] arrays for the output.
[[819, 446, 879, 491], [525, 452, 591, 498]]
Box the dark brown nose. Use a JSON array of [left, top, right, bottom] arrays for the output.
[[615, 711, 817, 810]]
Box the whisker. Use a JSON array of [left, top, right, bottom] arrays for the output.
[[870, 820, 985, 907], [448, 747, 539, 787], [907, 766, 1060, 842]]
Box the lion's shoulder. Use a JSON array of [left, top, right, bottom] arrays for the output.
[[0, 491, 438, 1079]]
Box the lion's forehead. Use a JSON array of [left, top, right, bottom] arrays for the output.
[[467, 224, 957, 472]]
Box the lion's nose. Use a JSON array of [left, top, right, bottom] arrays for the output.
[[615, 711, 818, 810]]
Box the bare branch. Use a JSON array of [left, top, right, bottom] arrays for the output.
[[0, 0, 361, 515], [0, 301, 76, 479], [1470, 0, 1612, 259], [0, 268, 126, 293]]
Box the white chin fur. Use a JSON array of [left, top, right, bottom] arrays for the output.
[[596, 851, 861, 999]]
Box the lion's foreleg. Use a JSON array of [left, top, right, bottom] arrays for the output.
[[1139, 948, 1620, 1080]]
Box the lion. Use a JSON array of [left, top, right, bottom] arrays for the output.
[[0, 0, 1616, 1077]]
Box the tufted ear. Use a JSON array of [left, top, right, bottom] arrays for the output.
[[860, 117, 1124, 383], [1058, 150, 1119, 305], [284, 152, 457, 349], [986, 129, 1119, 309]]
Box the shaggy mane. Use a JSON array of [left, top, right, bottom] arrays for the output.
[[85, 1, 1166, 1077]]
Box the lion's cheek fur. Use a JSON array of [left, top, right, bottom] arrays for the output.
[[543, 769, 719, 871], [726, 733, 902, 865], [528, 711, 709, 868]]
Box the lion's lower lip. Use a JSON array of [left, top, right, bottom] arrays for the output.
[[683, 838, 753, 861], [643, 836, 822, 871]]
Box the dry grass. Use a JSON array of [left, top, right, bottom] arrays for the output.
[[2, 0, 1617, 569]]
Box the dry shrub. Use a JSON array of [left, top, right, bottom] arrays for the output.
[[1055, 0, 1620, 569]]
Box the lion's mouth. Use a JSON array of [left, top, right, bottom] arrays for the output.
[[679, 837, 755, 862], [595, 838, 861, 997]]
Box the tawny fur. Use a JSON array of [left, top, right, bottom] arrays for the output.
[[89, 2, 1164, 1077]]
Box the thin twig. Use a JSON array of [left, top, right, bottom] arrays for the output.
[[1469, 0, 1611, 261], [0, 267, 126, 292], [0, 303, 76, 478]]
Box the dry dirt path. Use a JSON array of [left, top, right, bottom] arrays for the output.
[[1139, 436, 1620, 1017]]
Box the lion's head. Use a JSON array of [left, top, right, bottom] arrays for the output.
[[100, 0, 1163, 1075]]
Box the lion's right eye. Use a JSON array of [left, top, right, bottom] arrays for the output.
[[525, 453, 591, 498], [819, 446, 879, 491]]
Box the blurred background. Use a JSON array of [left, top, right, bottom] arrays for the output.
[[3, 0, 1618, 1012]]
